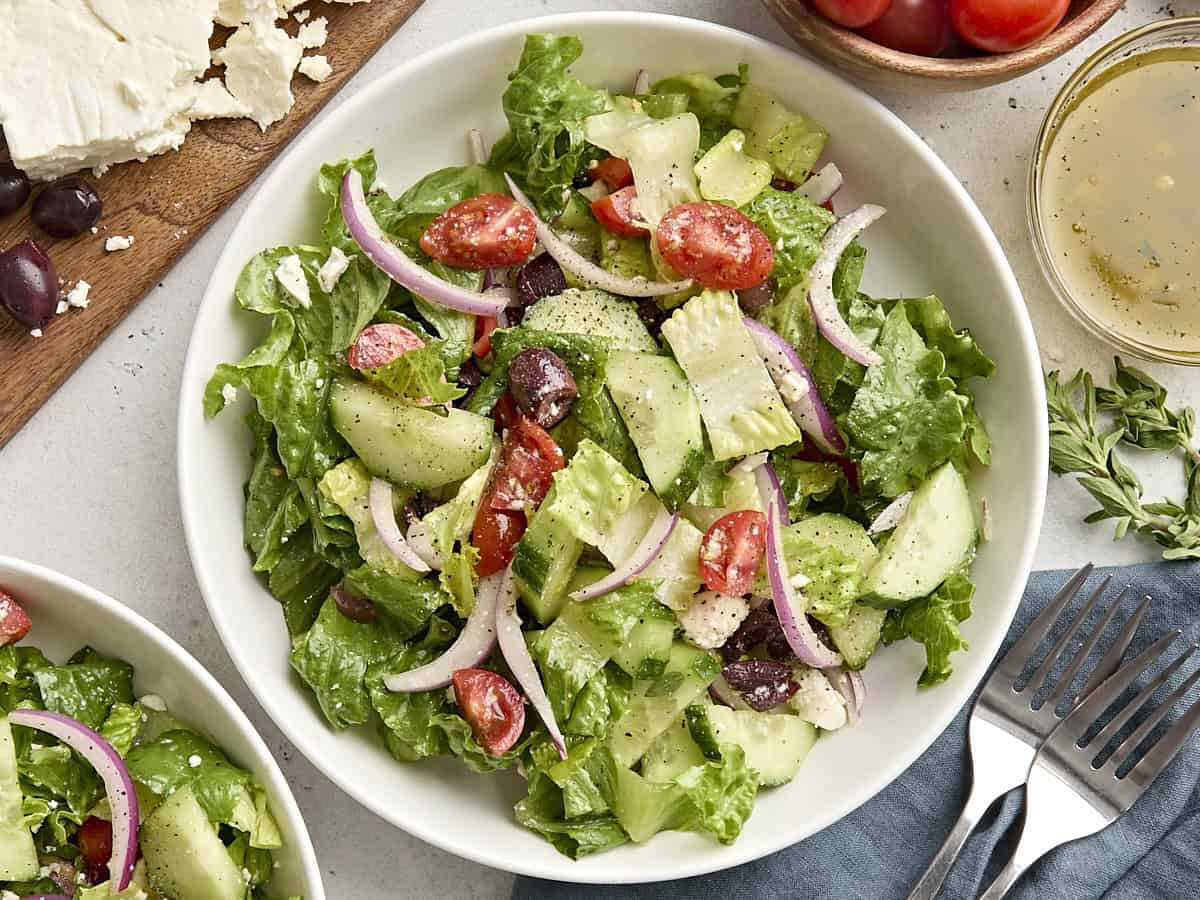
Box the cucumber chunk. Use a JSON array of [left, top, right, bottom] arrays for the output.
[[512, 484, 584, 625], [611, 601, 677, 680], [828, 604, 888, 670], [606, 350, 705, 510], [141, 785, 244, 900], [522, 288, 658, 353], [688, 705, 819, 787], [330, 378, 492, 490], [864, 463, 976, 606], [641, 715, 708, 783]]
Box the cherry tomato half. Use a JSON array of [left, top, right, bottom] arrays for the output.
[[472, 505, 526, 577], [77, 816, 113, 884], [591, 186, 648, 237], [698, 510, 768, 595], [348, 323, 425, 370], [473, 314, 498, 359], [493, 392, 519, 432], [420, 193, 538, 269], [0, 591, 31, 646], [656, 202, 774, 291], [452, 668, 526, 756], [813, 0, 893, 28], [860, 0, 955, 56], [590, 157, 635, 191], [949, 0, 1067, 52]]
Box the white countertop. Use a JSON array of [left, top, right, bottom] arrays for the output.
[[0, 1, 1193, 897]]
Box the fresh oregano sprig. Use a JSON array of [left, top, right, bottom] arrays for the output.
[[1045, 357, 1200, 560]]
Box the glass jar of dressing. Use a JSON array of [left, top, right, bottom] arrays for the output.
[[1030, 18, 1200, 365]]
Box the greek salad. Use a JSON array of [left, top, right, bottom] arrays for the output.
[[0, 589, 292, 899], [206, 33, 995, 857]]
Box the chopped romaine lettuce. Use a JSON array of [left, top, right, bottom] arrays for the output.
[[741, 187, 834, 290], [731, 83, 827, 183], [546, 440, 647, 546], [319, 459, 417, 575], [647, 68, 745, 151], [882, 569, 976, 687], [594, 494, 703, 611], [694, 129, 772, 208]]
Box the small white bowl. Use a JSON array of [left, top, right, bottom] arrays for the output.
[[178, 11, 1047, 884], [0, 557, 324, 900]]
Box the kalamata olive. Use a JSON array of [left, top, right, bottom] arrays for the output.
[[402, 493, 438, 529], [456, 357, 483, 390], [571, 171, 594, 190], [721, 603, 783, 662], [507, 347, 578, 429], [0, 163, 31, 217], [636, 298, 668, 339], [721, 659, 800, 711], [31, 177, 103, 237], [737, 279, 776, 315], [515, 253, 567, 308], [332, 585, 377, 623], [771, 176, 798, 192], [0, 239, 58, 329]]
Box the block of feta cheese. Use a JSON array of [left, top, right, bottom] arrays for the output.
[[0, 0, 218, 181], [216, 0, 284, 27], [215, 22, 303, 130]]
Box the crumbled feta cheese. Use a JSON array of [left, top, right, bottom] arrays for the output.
[[66, 279, 91, 308], [90, 225, 99, 234], [221, 383, 239, 406], [191, 79, 251, 120], [789, 668, 848, 731], [215, 22, 302, 130], [317, 245, 349, 291], [216, 0, 284, 27], [29, 328, 43, 338], [293, 8, 311, 21], [314, 377, 325, 389], [3, 889, 21, 900], [297, 16, 328, 49], [188, 754, 203, 768], [298, 54, 333, 84], [678, 590, 750, 650], [55, 300, 68, 315], [105, 235, 135, 252], [274, 253, 310, 307], [0, 0, 218, 181], [242, 867, 253, 884], [48, 799, 58, 809], [139, 693, 168, 712]]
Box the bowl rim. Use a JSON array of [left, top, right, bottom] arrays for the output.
[[0, 555, 326, 900], [177, 10, 1047, 882], [1027, 15, 1200, 366], [764, 0, 1125, 79]]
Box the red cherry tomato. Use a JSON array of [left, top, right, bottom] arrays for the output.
[[0, 591, 31, 646], [472, 505, 526, 577], [420, 193, 538, 269], [813, 0, 893, 28], [591, 186, 648, 237], [698, 510, 768, 595], [493, 392, 519, 431], [452, 668, 526, 756], [473, 314, 498, 359], [77, 816, 113, 884], [656, 202, 774, 291], [590, 157, 635, 190], [949, 0, 1067, 52], [490, 417, 564, 513], [860, 0, 955, 55], [348, 323, 425, 370]]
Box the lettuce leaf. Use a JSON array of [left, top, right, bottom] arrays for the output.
[[125, 729, 253, 826], [514, 766, 629, 859], [318, 458, 416, 575], [647, 68, 746, 151], [882, 569, 975, 687], [545, 440, 647, 547], [741, 188, 834, 290], [490, 34, 611, 217], [34, 649, 133, 731], [266, 532, 342, 636], [341, 565, 448, 640]]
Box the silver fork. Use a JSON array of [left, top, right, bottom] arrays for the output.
[[906, 564, 1148, 900], [978, 627, 1200, 898]]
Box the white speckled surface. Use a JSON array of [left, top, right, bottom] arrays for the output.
[[0, 2, 1192, 897]]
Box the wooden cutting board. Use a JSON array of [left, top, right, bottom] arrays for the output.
[[0, 0, 424, 449]]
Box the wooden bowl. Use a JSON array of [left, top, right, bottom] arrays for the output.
[[764, 0, 1124, 92]]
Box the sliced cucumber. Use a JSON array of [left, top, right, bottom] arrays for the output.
[[864, 463, 976, 606], [611, 601, 677, 680], [827, 604, 888, 670], [789, 513, 879, 571], [0, 718, 36, 880], [521, 288, 658, 353], [608, 641, 719, 768], [606, 350, 705, 510], [601, 233, 656, 283], [141, 785, 244, 900], [557, 191, 597, 231], [512, 484, 584, 625], [610, 764, 689, 843], [330, 378, 492, 490], [688, 705, 819, 787], [641, 715, 707, 783]]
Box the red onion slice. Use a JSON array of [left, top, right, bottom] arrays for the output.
[[9, 709, 138, 890], [468, 128, 487, 165], [341, 169, 511, 316], [796, 163, 843, 206], [743, 317, 847, 454], [633, 68, 650, 96], [496, 566, 567, 759], [867, 491, 912, 536], [809, 204, 886, 367], [504, 174, 693, 298], [827, 667, 865, 726], [369, 478, 432, 573], [570, 508, 678, 601], [753, 459, 790, 527], [757, 466, 842, 669], [384, 573, 501, 692]]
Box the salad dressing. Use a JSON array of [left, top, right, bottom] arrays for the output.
[[1040, 48, 1200, 353]]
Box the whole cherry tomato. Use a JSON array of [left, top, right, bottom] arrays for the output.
[[813, 0, 893, 28], [860, 0, 956, 56], [949, 0, 1068, 52]]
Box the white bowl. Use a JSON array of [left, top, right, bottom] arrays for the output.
[[177, 11, 1047, 884], [0, 557, 324, 898]]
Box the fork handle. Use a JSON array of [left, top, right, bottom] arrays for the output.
[[977, 859, 1027, 900], [905, 783, 996, 900]]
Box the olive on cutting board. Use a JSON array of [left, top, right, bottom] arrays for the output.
[[0, 163, 32, 218], [31, 177, 103, 237], [0, 239, 59, 330]]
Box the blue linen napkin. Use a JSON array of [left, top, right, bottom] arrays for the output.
[[513, 561, 1200, 900]]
